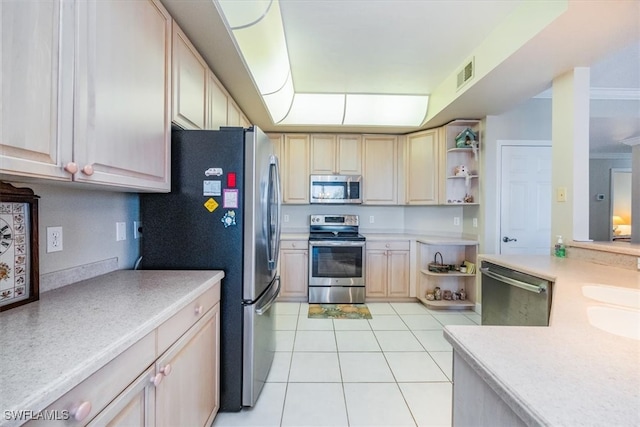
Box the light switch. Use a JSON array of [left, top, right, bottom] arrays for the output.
[[556, 187, 567, 202]]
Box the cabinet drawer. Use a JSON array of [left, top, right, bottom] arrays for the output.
[[280, 240, 308, 250], [157, 284, 220, 354], [24, 332, 156, 426], [366, 241, 410, 251]]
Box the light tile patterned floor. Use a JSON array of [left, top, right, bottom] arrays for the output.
[[213, 302, 480, 427]]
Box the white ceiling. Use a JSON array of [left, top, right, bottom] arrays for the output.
[[160, 0, 640, 153]]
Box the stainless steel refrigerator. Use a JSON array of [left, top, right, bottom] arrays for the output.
[[140, 126, 282, 411]]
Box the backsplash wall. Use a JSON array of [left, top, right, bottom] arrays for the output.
[[8, 182, 141, 276]]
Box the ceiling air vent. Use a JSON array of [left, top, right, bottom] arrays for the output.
[[456, 58, 474, 90]]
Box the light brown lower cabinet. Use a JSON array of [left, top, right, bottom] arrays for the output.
[[278, 240, 309, 301], [24, 286, 220, 427], [365, 241, 410, 299]]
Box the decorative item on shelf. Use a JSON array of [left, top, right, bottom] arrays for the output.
[[455, 128, 477, 148], [463, 194, 474, 203], [459, 288, 467, 301], [434, 287, 442, 301], [443, 290, 453, 301], [452, 291, 460, 301], [0, 182, 40, 312], [425, 291, 435, 301], [447, 199, 464, 204], [459, 265, 467, 274], [462, 261, 476, 274], [428, 251, 449, 273]]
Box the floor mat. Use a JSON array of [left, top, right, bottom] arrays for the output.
[[308, 304, 372, 319]]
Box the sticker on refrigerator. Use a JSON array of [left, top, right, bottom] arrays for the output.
[[204, 198, 219, 213], [223, 189, 239, 208], [221, 210, 236, 227], [204, 168, 223, 177], [203, 180, 221, 196]]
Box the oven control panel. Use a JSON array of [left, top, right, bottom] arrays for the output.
[[310, 214, 359, 226]]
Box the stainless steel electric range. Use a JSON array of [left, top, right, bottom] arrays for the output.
[[308, 214, 366, 304]]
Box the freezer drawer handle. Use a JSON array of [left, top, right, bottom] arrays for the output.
[[480, 267, 546, 294], [256, 276, 281, 316]]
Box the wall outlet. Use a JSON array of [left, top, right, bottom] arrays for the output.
[[453, 217, 460, 226], [116, 222, 127, 241], [369, 216, 375, 224], [473, 218, 478, 228], [284, 214, 290, 223], [556, 187, 567, 202], [46, 226, 63, 253], [133, 221, 142, 239]]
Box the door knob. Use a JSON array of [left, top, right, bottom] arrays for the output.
[[502, 236, 517, 242]]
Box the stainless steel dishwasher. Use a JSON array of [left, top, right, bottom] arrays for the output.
[[480, 261, 552, 326]]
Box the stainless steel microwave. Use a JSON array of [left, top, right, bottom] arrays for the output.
[[309, 175, 362, 204]]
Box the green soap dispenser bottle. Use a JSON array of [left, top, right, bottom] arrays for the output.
[[555, 235, 566, 258]]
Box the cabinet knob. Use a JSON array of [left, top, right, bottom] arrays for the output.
[[81, 164, 95, 176], [70, 401, 92, 421], [385, 243, 390, 248], [151, 373, 164, 387], [64, 162, 78, 174], [160, 364, 172, 376], [194, 305, 203, 315], [292, 243, 296, 248]]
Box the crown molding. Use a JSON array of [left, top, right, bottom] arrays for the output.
[[589, 152, 633, 160], [534, 87, 640, 100]]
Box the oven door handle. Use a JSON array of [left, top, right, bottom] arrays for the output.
[[480, 267, 546, 294], [309, 241, 366, 247]]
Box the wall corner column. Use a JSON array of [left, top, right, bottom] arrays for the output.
[[551, 67, 591, 243]]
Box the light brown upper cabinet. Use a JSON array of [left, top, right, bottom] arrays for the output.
[[1, 0, 172, 192], [282, 134, 310, 204], [405, 129, 442, 205], [310, 134, 362, 175], [362, 135, 398, 204], [206, 70, 228, 130], [172, 22, 207, 130]]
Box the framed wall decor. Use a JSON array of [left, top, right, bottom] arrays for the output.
[[0, 182, 40, 311]]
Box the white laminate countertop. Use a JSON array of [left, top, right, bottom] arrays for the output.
[[444, 255, 640, 426], [0, 270, 224, 425]]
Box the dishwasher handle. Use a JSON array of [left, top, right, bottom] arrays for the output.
[[480, 267, 546, 294]]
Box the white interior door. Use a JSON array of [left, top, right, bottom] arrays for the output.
[[500, 145, 552, 254]]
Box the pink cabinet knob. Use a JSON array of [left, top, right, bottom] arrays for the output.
[[160, 364, 172, 376], [151, 373, 164, 387], [64, 162, 78, 174], [70, 401, 92, 421], [195, 305, 203, 315], [81, 164, 95, 176]]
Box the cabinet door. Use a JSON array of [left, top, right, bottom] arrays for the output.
[[172, 22, 207, 130], [0, 0, 71, 180], [387, 250, 410, 297], [279, 248, 308, 300], [310, 134, 337, 174], [206, 70, 228, 130], [74, 0, 171, 191], [406, 129, 440, 204], [268, 134, 283, 164], [282, 134, 310, 204], [365, 250, 388, 298], [337, 135, 362, 174], [156, 303, 220, 427], [88, 366, 155, 427], [363, 135, 397, 204], [227, 100, 241, 126]]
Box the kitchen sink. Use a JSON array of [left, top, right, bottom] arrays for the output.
[[582, 284, 640, 309], [582, 284, 640, 340]]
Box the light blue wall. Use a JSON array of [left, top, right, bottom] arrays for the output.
[[8, 182, 141, 275]]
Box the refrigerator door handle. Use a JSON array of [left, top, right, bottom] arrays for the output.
[[256, 276, 281, 315], [266, 155, 282, 271]]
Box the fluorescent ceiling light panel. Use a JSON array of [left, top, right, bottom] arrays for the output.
[[262, 73, 295, 123], [279, 93, 345, 125], [343, 94, 429, 126], [220, 0, 290, 95], [216, 0, 431, 127]]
